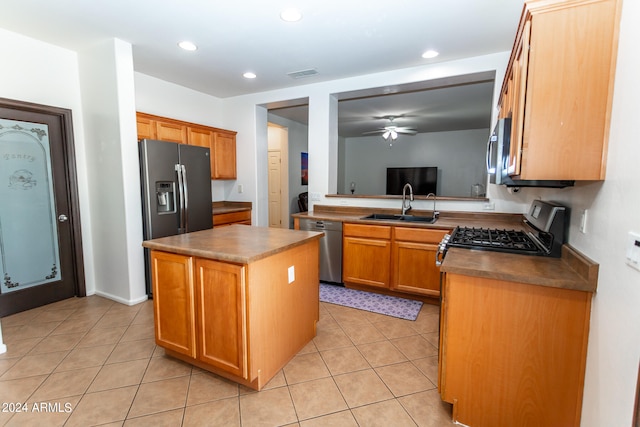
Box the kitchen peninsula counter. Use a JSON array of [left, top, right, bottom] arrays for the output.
[[142, 225, 323, 391]]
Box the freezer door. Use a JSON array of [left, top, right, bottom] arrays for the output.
[[139, 139, 180, 239], [178, 144, 213, 232]]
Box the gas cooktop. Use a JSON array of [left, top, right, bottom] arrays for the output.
[[447, 227, 543, 255]]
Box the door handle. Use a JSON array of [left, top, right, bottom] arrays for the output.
[[58, 214, 68, 222]]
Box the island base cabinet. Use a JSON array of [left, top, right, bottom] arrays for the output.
[[150, 251, 196, 358], [195, 259, 247, 380], [438, 273, 591, 427], [150, 238, 319, 391]]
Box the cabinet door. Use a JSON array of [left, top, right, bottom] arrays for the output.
[[343, 236, 391, 289], [391, 240, 440, 296], [187, 126, 213, 148], [507, 19, 531, 177], [439, 273, 591, 427], [188, 126, 215, 179], [136, 115, 156, 140], [150, 250, 196, 358], [156, 121, 187, 144], [212, 131, 237, 179], [195, 258, 247, 379]]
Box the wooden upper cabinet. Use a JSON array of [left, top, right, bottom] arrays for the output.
[[499, 0, 621, 181], [187, 125, 213, 148], [156, 121, 187, 144], [136, 115, 156, 140], [212, 131, 237, 180], [136, 112, 237, 180]]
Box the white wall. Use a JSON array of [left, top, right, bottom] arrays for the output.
[[341, 129, 489, 197], [221, 52, 512, 226], [77, 39, 146, 305], [0, 28, 96, 295]]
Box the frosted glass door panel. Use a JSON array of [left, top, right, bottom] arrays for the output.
[[0, 119, 61, 293]]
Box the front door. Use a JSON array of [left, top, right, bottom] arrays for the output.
[[0, 98, 85, 317]]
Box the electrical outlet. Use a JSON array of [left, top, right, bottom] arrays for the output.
[[626, 231, 640, 271], [237, 184, 243, 193], [579, 210, 588, 234], [288, 266, 295, 283], [483, 202, 495, 211]]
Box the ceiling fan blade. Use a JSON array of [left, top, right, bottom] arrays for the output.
[[361, 129, 386, 135], [396, 129, 417, 135]]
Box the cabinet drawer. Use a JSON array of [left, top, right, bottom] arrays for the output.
[[344, 223, 391, 239], [394, 227, 450, 244], [213, 210, 251, 226]]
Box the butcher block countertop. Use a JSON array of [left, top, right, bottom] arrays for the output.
[[142, 225, 323, 264], [293, 205, 599, 293]]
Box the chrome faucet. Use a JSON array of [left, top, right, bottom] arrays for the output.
[[426, 192, 439, 219], [401, 183, 413, 215]]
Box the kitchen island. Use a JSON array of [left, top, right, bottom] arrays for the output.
[[142, 225, 323, 390]]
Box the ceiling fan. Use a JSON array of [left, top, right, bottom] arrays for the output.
[[361, 115, 418, 140]]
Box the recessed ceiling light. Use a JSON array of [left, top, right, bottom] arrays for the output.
[[178, 41, 197, 51], [243, 72, 257, 79], [422, 50, 439, 59], [280, 8, 302, 22]]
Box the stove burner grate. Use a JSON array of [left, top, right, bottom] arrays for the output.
[[448, 227, 541, 254]]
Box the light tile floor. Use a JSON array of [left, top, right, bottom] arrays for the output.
[[0, 295, 454, 426]]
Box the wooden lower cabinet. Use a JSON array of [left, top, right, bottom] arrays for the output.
[[342, 224, 391, 289], [391, 228, 448, 297], [195, 259, 247, 379], [342, 222, 449, 298], [438, 273, 592, 427], [149, 240, 319, 390], [212, 210, 251, 227], [150, 251, 196, 358]]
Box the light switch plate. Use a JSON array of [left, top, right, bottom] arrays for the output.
[[288, 266, 295, 283], [626, 231, 640, 271]]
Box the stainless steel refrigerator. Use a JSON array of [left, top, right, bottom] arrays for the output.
[[139, 139, 213, 296]]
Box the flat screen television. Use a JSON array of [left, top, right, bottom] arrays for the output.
[[386, 167, 437, 196]]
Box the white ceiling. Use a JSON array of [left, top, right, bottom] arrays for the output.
[[1, 0, 525, 135]]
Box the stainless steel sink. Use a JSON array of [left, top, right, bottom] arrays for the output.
[[361, 213, 438, 223]]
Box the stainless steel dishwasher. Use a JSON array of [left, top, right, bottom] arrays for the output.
[[299, 218, 343, 284]]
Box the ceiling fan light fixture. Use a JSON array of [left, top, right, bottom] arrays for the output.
[[178, 41, 198, 51], [391, 130, 398, 140], [382, 130, 391, 140], [280, 8, 303, 22], [422, 49, 439, 59]]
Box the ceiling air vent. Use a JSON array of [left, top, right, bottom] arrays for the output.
[[287, 68, 318, 79]]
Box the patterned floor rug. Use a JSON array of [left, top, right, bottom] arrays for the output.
[[319, 283, 423, 321]]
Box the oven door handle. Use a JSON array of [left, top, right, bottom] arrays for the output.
[[435, 234, 451, 267], [435, 246, 445, 267]]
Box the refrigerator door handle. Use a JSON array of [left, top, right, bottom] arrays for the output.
[[181, 164, 189, 232], [175, 163, 186, 233]]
